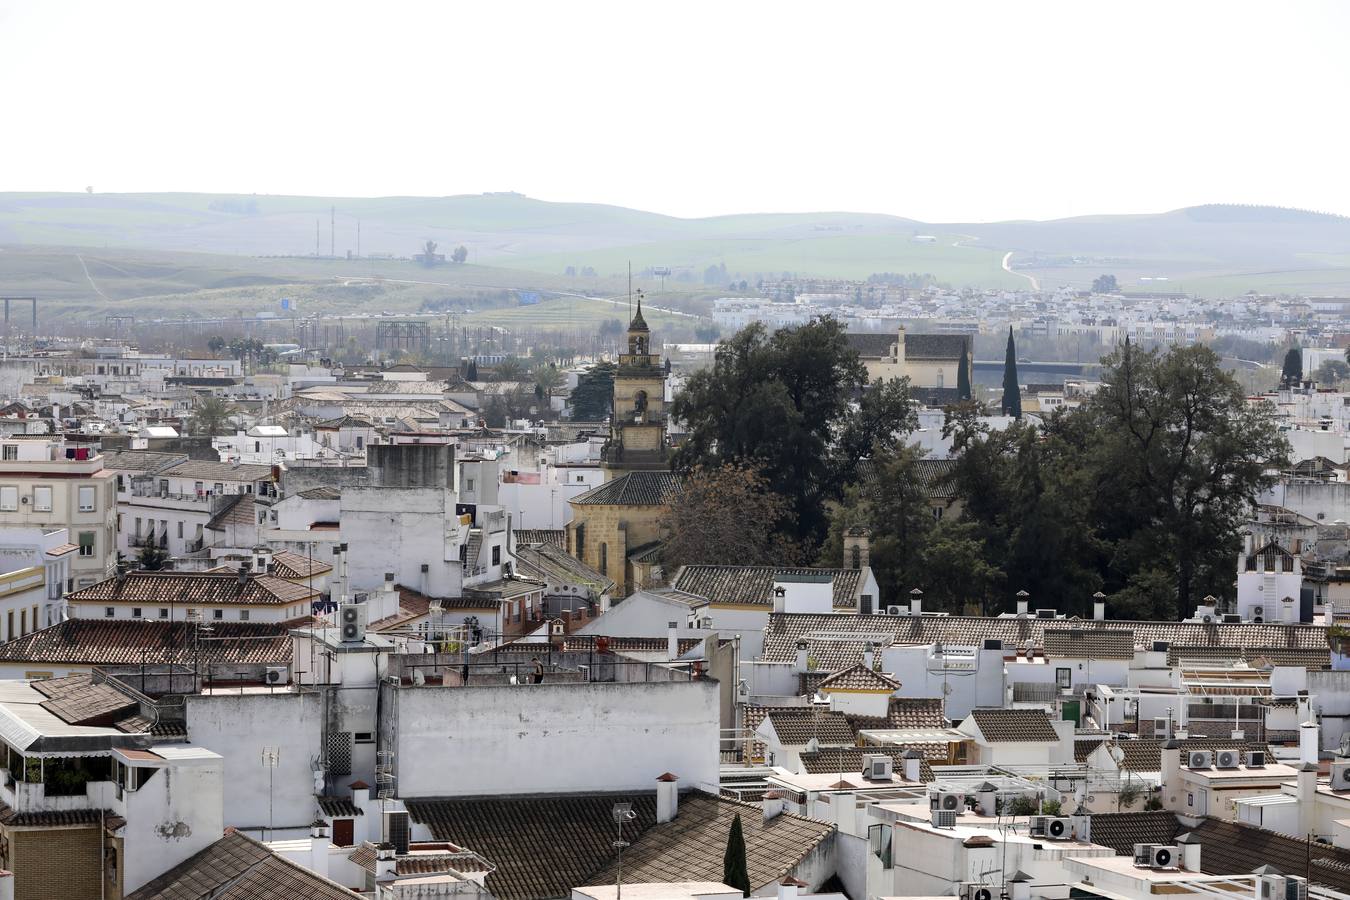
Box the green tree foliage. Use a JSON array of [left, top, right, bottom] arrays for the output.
[[1282, 345, 1303, 387], [1092, 274, 1120, 293], [206, 335, 226, 354], [136, 542, 168, 571], [660, 464, 792, 570], [1316, 359, 1350, 386], [956, 342, 972, 401], [463, 358, 479, 381], [569, 362, 616, 421], [1000, 327, 1021, 418], [189, 396, 238, 437], [451, 245, 468, 264], [673, 318, 900, 548], [490, 357, 529, 383], [694, 324, 722, 343], [833, 377, 918, 490], [533, 363, 564, 399], [420, 239, 439, 267], [722, 814, 751, 897]]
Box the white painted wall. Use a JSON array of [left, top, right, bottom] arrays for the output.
[[394, 680, 720, 797], [115, 754, 225, 894]]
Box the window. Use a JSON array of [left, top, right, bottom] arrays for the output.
[[158, 608, 169, 619], [932, 505, 944, 521], [19, 609, 25, 635], [599, 542, 608, 575], [213, 609, 223, 620], [177, 521, 183, 539], [354, 732, 375, 744], [465, 479, 475, 492], [491, 545, 501, 566], [105, 607, 115, 618], [78, 531, 95, 557], [131, 608, 142, 619], [1055, 667, 1072, 691], [0, 445, 15, 461], [32, 486, 51, 512], [6, 611, 11, 641], [0, 487, 16, 512], [1283, 555, 1294, 573], [78, 486, 95, 512], [1245, 555, 1256, 571], [576, 475, 585, 483], [239, 610, 250, 621], [355, 435, 364, 450], [254, 441, 261, 453]]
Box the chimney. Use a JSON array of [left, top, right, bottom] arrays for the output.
[[375, 843, 397, 879], [976, 782, 997, 817], [1160, 740, 1182, 809], [778, 877, 806, 900], [656, 773, 679, 823], [309, 820, 330, 879], [350, 781, 375, 843], [1298, 762, 1318, 838], [1009, 872, 1032, 900], [902, 749, 923, 783], [795, 640, 809, 673], [237, 560, 251, 586], [1016, 590, 1029, 617], [1301, 719, 1320, 765], [667, 622, 679, 661], [909, 589, 923, 617], [1093, 591, 1106, 621], [762, 789, 785, 823], [1177, 833, 1201, 872]]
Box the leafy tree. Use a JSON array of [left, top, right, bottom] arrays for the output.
[[833, 377, 917, 490], [694, 324, 722, 343], [1092, 274, 1120, 293], [451, 245, 468, 264], [136, 542, 168, 571], [482, 385, 534, 427], [207, 335, 226, 354], [189, 396, 238, 436], [1315, 359, 1350, 386], [660, 464, 791, 570], [463, 358, 479, 381], [1000, 327, 1021, 418], [956, 342, 972, 401], [722, 814, 751, 897], [1117, 777, 1143, 811], [569, 362, 616, 421], [672, 318, 870, 548], [922, 520, 1004, 614], [420, 240, 439, 267], [1282, 345, 1303, 387], [490, 357, 529, 383], [533, 364, 564, 399]]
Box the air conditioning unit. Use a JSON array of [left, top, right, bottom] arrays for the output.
[[1286, 876, 1309, 900], [383, 810, 410, 855], [1035, 608, 1057, 619], [1028, 816, 1048, 837], [1149, 846, 1178, 869], [1216, 750, 1240, 769], [931, 809, 957, 828], [1330, 761, 1350, 791], [1187, 751, 1213, 769], [1153, 717, 1170, 736], [862, 754, 893, 782], [964, 886, 993, 900], [1133, 844, 1156, 867], [1253, 605, 1265, 621], [339, 603, 367, 643], [1223, 613, 1242, 623], [886, 605, 904, 615], [1152, 641, 1170, 653], [930, 791, 964, 812], [1246, 751, 1266, 767], [264, 666, 287, 686], [1044, 817, 1073, 840], [1260, 875, 1287, 900]]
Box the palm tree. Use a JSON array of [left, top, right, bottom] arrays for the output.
[[190, 396, 238, 437], [492, 357, 529, 383]]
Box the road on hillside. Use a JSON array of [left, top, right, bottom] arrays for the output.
[[331, 274, 700, 319], [1002, 251, 1040, 290]]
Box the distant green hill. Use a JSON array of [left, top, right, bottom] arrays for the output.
[[3, 193, 1350, 296]]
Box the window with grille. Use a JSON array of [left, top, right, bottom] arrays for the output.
[[325, 732, 354, 775]]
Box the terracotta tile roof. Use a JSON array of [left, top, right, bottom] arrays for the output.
[[371, 587, 433, 632], [762, 709, 857, 746], [295, 486, 341, 500], [0, 619, 292, 667], [967, 709, 1059, 742], [584, 794, 833, 891], [674, 566, 865, 609], [514, 543, 614, 594], [1115, 738, 1276, 773], [515, 529, 565, 549], [127, 829, 355, 900], [66, 572, 317, 607], [316, 796, 362, 818], [348, 843, 494, 876], [163, 460, 276, 482], [32, 674, 138, 726], [845, 332, 897, 359], [1075, 737, 1107, 763], [905, 333, 972, 360], [1042, 628, 1136, 660], [1166, 644, 1331, 669], [100, 450, 189, 473], [1086, 812, 1184, 855], [798, 747, 937, 781], [570, 471, 681, 506], [844, 698, 947, 731], [856, 458, 956, 500], [269, 551, 333, 579], [0, 803, 110, 828], [817, 664, 900, 693], [205, 493, 256, 531], [1189, 817, 1350, 892], [406, 793, 659, 900], [760, 613, 1329, 665]]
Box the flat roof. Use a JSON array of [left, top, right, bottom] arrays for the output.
[[0, 680, 142, 753]]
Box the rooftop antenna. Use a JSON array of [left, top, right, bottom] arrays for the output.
[[612, 802, 636, 900]]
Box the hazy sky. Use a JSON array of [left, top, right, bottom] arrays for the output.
[[2, 1, 1346, 222]]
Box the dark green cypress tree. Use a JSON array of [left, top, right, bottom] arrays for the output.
[[1000, 327, 1022, 418], [1282, 345, 1302, 388], [723, 813, 751, 896], [956, 341, 972, 401]]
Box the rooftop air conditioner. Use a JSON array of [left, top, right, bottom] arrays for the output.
[[931, 809, 957, 828], [965, 886, 993, 900], [1133, 844, 1156, 867], [1286, 876, 1309, 900], [1149, 846, 1178, 869], [885, 605, 903, 615], [1045, 817, 1073, 840], [1153, 717, 1170, 736], [1246, 751, 1266, 768], [1253, 605, 1265, 622], [1187, 751, 1213, 769], [1216, 750, 1240, 769], [1260, 875, 1287, 900], [1222, 614, 1242, 623], [339, 603, 367, 643], [930, 791, 964, 812], [264, 666, 287, 686], [1028, 816, 1048, 837], [1153, 641, 1170, 653], [862, 754, 893, 782], [1330, 761, 1350, 791]]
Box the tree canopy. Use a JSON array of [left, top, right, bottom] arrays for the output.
[[568, 362, 616, 421], [660, 464, 793, 570]]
